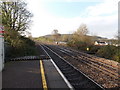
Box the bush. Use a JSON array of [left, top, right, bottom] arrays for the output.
[[67, 40, 88, 50], [5, 35, 37, 58], [96, 45, 118, 60], [76, 41, 88, 50], [86, 45, 101, 54], [113, 47, 120, 62], [67, 40, 75, 47], [67, 38, 120, 62]]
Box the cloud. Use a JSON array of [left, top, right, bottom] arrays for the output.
[[26, 0, 118, 39], [84, 0, 118, 17], [82, 0, 118, 38], [36, 0, 106, 3], [85, 15, 117, 38]]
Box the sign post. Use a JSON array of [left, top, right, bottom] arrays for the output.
[[0, 25, 4, 72]]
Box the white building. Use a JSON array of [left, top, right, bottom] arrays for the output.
[[94, 41, 108, 46]]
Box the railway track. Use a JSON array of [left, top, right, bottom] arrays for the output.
[[63, 46, 119, 69], [46, 45, 119, 77], [43, 44, 119, 88], [40, 44, 105, 89], [60, 46, 119, 70], [50, 45, 119, 79]]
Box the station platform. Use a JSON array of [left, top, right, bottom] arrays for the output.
[[2, 59, 71, 89], [2, 60, 42, 88], [42, 59, 70, 88]]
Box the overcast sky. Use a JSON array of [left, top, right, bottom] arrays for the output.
[[25, 0, 118, 39]]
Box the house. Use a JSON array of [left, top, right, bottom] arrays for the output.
[[55, 41, 67, 45], [94, 41, 108, 46]]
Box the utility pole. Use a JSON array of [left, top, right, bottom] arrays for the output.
[[0, 25, 4, 72]]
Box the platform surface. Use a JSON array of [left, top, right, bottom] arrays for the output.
[[2, 59, 70, 89], [43, 60, 69, 88], [2, 61, 42, 88]]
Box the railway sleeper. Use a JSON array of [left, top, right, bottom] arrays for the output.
[[59, 65, 72, 69], [65, 73, 81, 79], [59, 67, 73, 71], [55, 62, 70, 66], [68, 77, 84, 81], [62, 69, 76, 74], [71, 81, 98, 89], [64, 72, 79, 76]]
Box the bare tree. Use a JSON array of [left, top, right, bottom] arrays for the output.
[[69, 24, 93, 49], [73, 24, 89, 42], [1, 1, 33, 47], [52, 29, 61, 42], [75, 24, 88, 35], [1, 1, 32, 32]]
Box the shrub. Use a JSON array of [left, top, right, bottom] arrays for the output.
[[96, 45, 117, 60], [87, 45, 101, 54], [113, 46, 120, 62], [5, 35, 37, 58], [76, 41, 88, 51], [67, 40, 75, 47]]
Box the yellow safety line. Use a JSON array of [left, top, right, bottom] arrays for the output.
[[40, 60, 48, 90]]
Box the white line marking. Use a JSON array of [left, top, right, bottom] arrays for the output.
[[40, 44, 74, 90]]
